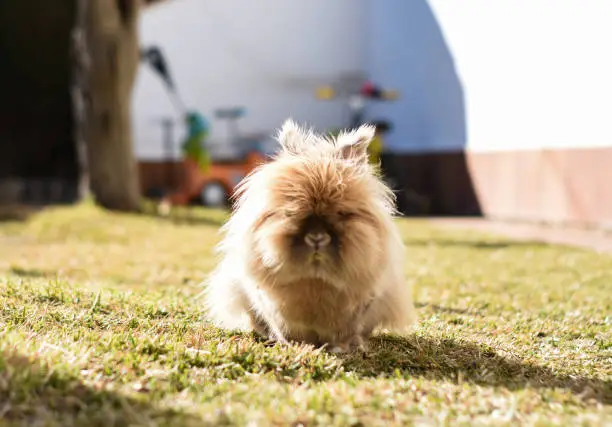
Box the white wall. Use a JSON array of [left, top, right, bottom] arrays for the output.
[[364, 0, 466, 154], [132, 0, 367, 160], [134, 0, 612, 158], [428, 0, 612, 153]]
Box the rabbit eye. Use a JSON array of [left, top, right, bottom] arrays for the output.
[[283, 210, 296, 218], [338, 211, 356, 219]]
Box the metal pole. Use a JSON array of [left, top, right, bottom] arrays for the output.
[[70, 0, 91, 202], [161, 118, 175, 190]]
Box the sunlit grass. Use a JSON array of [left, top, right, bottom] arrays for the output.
[[0, 203, 610, 426]]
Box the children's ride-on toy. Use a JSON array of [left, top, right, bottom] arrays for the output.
[[141, 45, 270, 210], [316, 80, 398, 166], [162, 106, 269, 209], [317, 80, 431, 214], [196, 106, 269, 207]]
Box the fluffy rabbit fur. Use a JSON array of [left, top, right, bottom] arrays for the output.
[[203, 119, 416, 352]]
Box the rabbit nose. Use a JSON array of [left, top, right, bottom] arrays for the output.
[[304, 232, 331, 248]]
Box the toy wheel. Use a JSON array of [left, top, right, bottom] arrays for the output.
[[200, 182, 227, 207]]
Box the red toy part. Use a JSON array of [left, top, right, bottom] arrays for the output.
[[360, 81, 375, 96], [360, 81, 384, 98]]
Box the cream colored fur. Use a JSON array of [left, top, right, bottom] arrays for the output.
[[203, 119, 416, 352]]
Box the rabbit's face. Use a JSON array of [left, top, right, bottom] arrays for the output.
[[235, 120, 396, 287]]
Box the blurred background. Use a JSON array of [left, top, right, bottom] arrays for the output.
[[1, 0, 611, 227]]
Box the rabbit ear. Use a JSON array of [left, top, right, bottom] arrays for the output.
[[276, 118, 308, 155], [336, 124, 376, 162]]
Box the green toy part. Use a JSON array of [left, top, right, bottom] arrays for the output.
[[181, 112, 211, 172]]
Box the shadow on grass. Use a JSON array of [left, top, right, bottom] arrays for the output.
[[0, 204, 44, 222], [136, 202, 228, 228], [339, 335, 611, 405], [414, 302, 486, 317], [9, 266, 57, 279], [404, 238, 553, 250], [0, 350, 204, 427], [140, 212, 226, 228]]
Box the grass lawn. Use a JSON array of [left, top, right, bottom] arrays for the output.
[[0, 202, 610, 426]]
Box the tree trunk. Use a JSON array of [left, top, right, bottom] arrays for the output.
[[85, 0, 142, 211]]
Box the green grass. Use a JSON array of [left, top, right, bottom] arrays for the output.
[[0, 202, 610, 426]]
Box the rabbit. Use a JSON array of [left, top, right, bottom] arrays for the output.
[[203, 119, 416, 352]]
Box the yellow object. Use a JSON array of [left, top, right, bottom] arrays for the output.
[[381, 90, 400, 100], [368, 134, 384, 165], [316, 86, 336, 100]]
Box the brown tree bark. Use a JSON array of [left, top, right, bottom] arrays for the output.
[[85, 0, 142, 211]]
